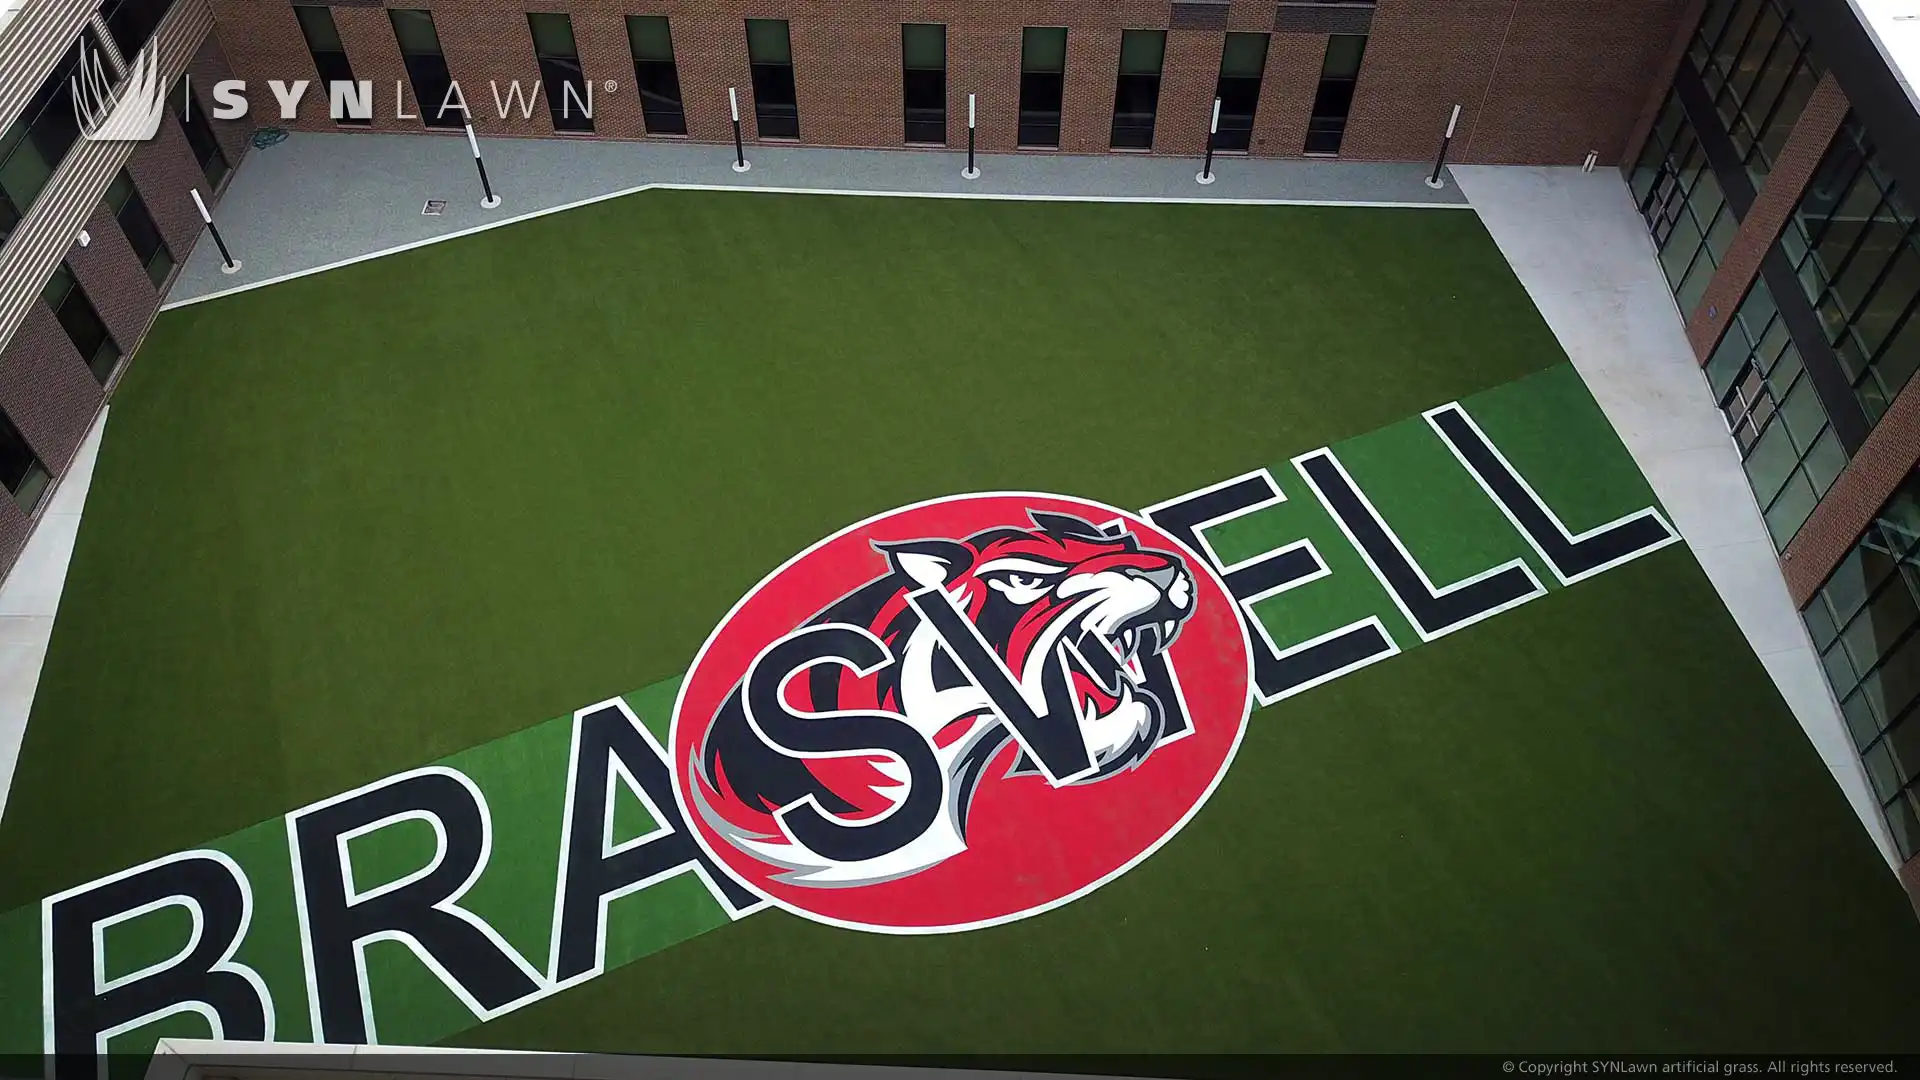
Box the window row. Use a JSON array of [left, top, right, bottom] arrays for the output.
[[1780, 114, 1920, 427], [1703, 278, 1844, 547], [1687, 0, 1821, 188], [1801, 472, 1920, 860], [1630, 91, 1737, 314], [290, 8, 1369, 155]]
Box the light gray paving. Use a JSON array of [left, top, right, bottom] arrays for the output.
[[163, 130, 1465, 306], [0, 408, 105, 824], [1454, 163, 1899, 870]]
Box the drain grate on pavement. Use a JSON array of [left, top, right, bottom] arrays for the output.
[[422, 199, 447, 216]]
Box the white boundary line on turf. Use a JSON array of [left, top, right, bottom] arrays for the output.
[[158, 180, 1472, 311]]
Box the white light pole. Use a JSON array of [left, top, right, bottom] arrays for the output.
[[962, 93, 980, 180], [1197, 97, 1222, 185], [466, 121, 501, 208], [190, 187, 240, 274], [1426, 104, 1462, 189], [729, 87, 750, 172]]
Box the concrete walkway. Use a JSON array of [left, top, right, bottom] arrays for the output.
[[1455, 164, 1898, 868], [0, 408, 105, 821], [164, 131, 1466, 307]]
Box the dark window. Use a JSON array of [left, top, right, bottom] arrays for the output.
[[1213, 32, 1268, 153], [627, 16, 685, 135], [43, 265, 121, 385], [1110, 30, 1164, 150], [1802, 474, 1920, 859], [0, 42, 88, 244], [98, 0, 171, 64], [528, 13, 593, 133], [391, 9, 464, 129], [1700, 279, 1844, 547], [902, 24, 946, 146], [295, 5, 369, 126], [0, 413, 50, 514], [106, 171, 174, 288], [1019, 27, 1067, 148], [1781, 114, 1920, 426], [1689, 0, 1821, 187], [1630, 89, 1736, 314], [171, 79, 231, 188], [1303, 34, 1365, 155], [745, 19, 798, 139]]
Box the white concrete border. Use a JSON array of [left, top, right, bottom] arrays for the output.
[[159, 181, 1471, 312]]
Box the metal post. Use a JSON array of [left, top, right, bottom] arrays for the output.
[[730, 87, 751, 173], [190, 188, 240, 274], [1426, 104, 1461, 189], [466, 122, 501, 208], [1196, 97, 1221, 185], [962, 93, 980, 180]]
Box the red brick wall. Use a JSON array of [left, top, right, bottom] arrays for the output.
[[128, 115, 225, 260], [1252, 32, 1326, 157], [1683, 76, 1850, 361], [67, 202, 162, 378], [189, 33, 256, 167], [1783, 377, 1920, 604], [0, 306, 106, 481], [204, 0, 1682, 164], [1156, 29, 1224, 157], [1620, 0, 1708, 168]]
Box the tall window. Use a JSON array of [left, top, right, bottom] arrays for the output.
[[43, 265, 120, 385], [391, 9, 462, 129], [1702, 279, 1845, 547], [901, 23, 946, 146], [627, 16, 685, 135], [171, 79, 230, 188], [745, 19, 798, 139], [1629, 90, 1735, 314], [0, 412, 50, 514], [1780, 115, 1920, 425], [1801, 475, 1920, 860], [98, 0, 170, 64], [294, 5, 367, 126], [528, 13, 592, 133], [1213, 32, 1268, 153], [1110, 30, 1165, 150], [0, 42, 88, 248], [1303, 35, 1365, 155], [106, 171, 174, 288], [1688, 0, 1822, 187], [1019, 27, 1067, 148]]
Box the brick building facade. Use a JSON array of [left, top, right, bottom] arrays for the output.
[[197, 0, 1690, 167]]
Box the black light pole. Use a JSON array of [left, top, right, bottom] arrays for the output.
[[1426, 104, 1462, 189], [190, 188, 240, 274], [730, 87, 751, 173], [1196, 96, 1221, 185], [466, 121, 501, 208], [962, 93, 980, 180]]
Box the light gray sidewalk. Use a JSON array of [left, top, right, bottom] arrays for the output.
[[163, 131, 1466, 307], [0, 408, 105, 821], [1454, 164, 1899, 869]]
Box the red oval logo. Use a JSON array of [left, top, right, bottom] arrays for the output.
[[670, 493, 1252, 933]]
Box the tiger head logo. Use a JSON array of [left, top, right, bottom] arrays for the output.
[[670, 492, 1250, 933], [686, 511, 1199, 887]]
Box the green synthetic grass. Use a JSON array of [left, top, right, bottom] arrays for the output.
[[0, 190, 1915, 1054]]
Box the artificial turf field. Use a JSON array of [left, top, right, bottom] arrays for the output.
[[1, 189, 1918, 1064]]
